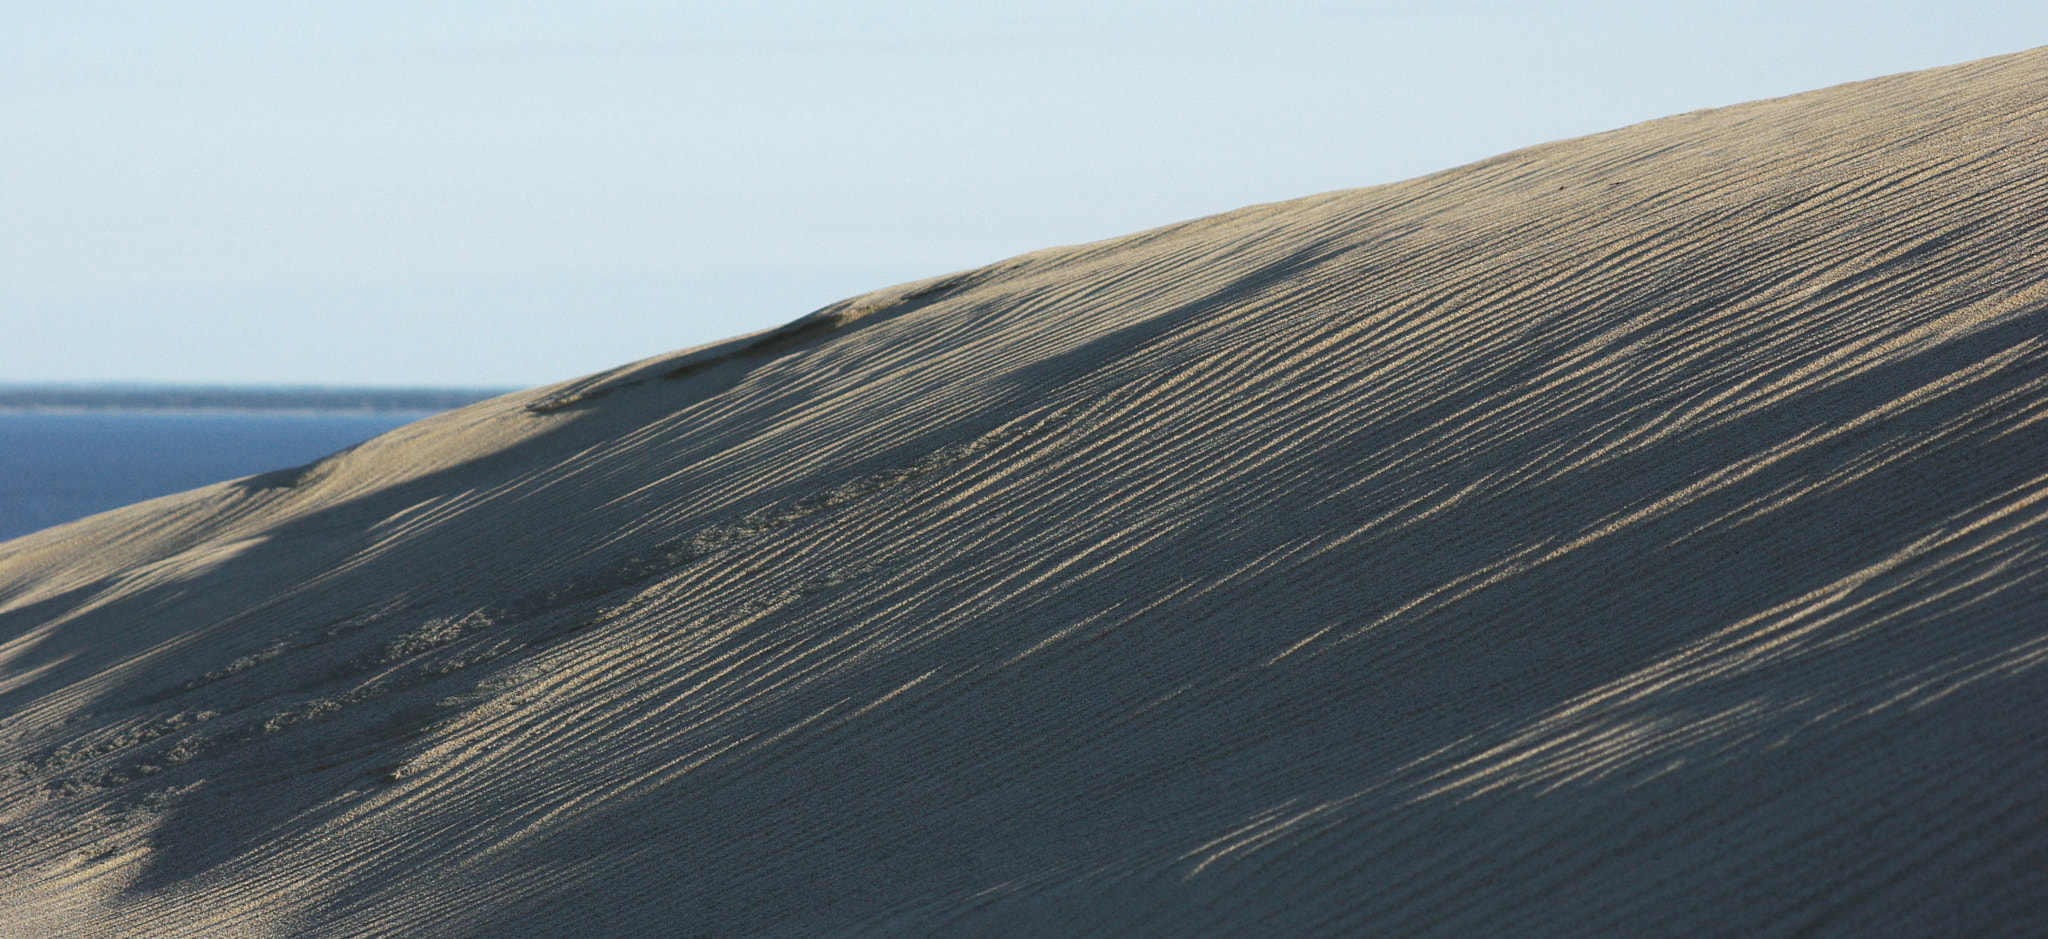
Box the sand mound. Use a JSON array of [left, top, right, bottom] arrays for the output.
[[6, 49, 2048, 937]]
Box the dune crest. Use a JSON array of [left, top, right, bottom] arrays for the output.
[[6, 49, 2048, 937]]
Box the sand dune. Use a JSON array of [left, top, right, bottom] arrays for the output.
[[6, 49, 2048, 937]]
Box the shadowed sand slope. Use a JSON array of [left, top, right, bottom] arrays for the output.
[[6, 49, 2048, 937]]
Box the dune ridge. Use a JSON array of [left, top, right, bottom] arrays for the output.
[[5, 49, 2048, 936]]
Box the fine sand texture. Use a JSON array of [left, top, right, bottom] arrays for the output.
[[6, 49, 2048, 937]]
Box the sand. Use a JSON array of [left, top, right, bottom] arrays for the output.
[[4, 48, 2048, 938]]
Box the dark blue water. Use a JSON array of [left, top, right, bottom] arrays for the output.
[[0, 411, 428, 542]]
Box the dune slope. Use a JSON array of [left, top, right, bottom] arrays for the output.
[[6, 49, 2048, 937]]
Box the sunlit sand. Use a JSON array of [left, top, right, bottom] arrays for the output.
[[4, 48, 2047, 937]]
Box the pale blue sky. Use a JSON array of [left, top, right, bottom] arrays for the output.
[[4, 2, 2045, 388]]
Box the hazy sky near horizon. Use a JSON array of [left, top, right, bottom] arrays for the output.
[[5, 2, 2046, 388]]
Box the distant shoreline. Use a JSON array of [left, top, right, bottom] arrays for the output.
[[0, 386, 515, 414]]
